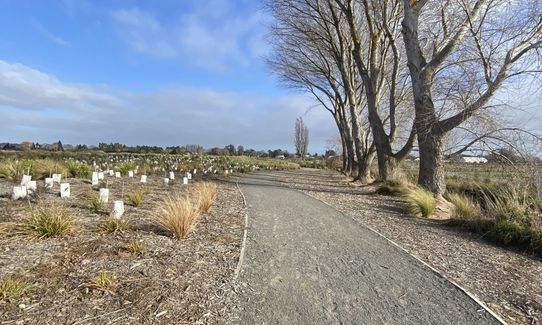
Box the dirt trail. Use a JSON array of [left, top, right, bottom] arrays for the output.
[[236, 172, 500, 324]]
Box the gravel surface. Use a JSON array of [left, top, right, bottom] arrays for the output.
[[274, 168, 542, 325], [235, 172, 500, 324]]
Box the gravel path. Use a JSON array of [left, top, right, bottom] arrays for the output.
[[236, 172, 500, 324]]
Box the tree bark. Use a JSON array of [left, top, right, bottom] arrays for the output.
[[418, 132, 446, 196]]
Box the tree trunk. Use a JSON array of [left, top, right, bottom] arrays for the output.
[[377, 155, 398, 181], [339, 130, 348, 174], [357, 150, 375, 183], [417, 131, 446, 196], [401, 5, 446, 195]]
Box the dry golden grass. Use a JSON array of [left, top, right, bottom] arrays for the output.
[[446, 193, 481, 219], [194, 182, 217, 213], [122, 239, 145, 255], [406, 187, 437, 218], [83, 270, 116, 293], [127, 187, 148, 207], [155, 193, 201, 239]]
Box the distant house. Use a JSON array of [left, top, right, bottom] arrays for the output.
[[459, 156, 488, 164]]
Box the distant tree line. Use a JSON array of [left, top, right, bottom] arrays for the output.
[[2, 141, 299, 158]]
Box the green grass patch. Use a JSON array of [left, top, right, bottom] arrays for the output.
[[23, 203, 75, 238]]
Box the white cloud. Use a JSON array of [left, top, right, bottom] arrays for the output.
[[0, 60, 121, 111], [111, 5, 271, 71], [0, 60, 336, 151]]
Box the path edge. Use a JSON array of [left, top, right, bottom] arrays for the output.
[[302, 190, 507, 325], [233, 182, 248, 280]]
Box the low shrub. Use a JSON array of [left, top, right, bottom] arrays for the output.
[[194, 182, 217, 213], [406, 187, 436, 218], [155, 193, 201, 239], [23, 203, 74, 238]]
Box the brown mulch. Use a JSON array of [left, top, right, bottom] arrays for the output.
[[0, 174, 245, 324], [276, 169, 542, 325]]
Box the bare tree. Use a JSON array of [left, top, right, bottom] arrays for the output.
[[295, 116, 309, 158], [401, 0, 542, 195], [268, 0, 376, 181], [334, 0, 417, 180]]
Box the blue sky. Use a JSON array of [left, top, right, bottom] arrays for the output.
[[0, 0, 335, 152]]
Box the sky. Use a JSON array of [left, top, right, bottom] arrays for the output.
[[0, 0, 336, 153]]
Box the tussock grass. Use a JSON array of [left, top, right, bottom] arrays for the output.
[[194, 182, 217, 213], [446, 193, 481, 219], [127, 187, 148, 207], [482, 186, 531, 223], [445, 179, 542, 254], [23, 203, 74, 238], [375, 180, 409, 196], [155, 193, 201, 239], [84, 191, 105, 212], [122, 239, 145, 255], [100, 217, 130, 234], [0, 276, 31, 302], [406, 187, 436, 218], [66, 161, 93, 179], [117, 163, 134, 176], [84, 270, 116, 292]]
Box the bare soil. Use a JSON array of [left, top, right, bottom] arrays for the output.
[[0, 174, 245, 324], [273, 168, 542, 325]]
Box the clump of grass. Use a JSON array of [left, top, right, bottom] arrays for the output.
[[127, 187, 148, 207], [194, 182, 217, 213], [0, 276, 31, 302], [405, 187, 436, 218], [100, 217, 130, 234], [482, 186, 531, 224], [375, 180, 408, 196], [155, 193, 201, 239], [446, 193, 481, 219], [23, 203, 74, 238], [34, 159, 67, 180], [66, 161, 93, 179], [0, 159, 26, 183], [122, 239, 145, 255], [83, 270, 116, 293], [84, 190, 105, 212], [117, 163, 134, 176]]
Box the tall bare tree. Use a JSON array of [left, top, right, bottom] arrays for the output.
[[335, 0, 417, 180], [295, 116, 310, 158], [268, 0, 376, 181], [400, 0, 542, 195]]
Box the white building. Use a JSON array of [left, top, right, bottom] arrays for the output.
[[460, 156, 488, 164]]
